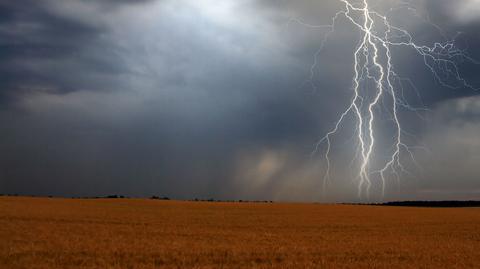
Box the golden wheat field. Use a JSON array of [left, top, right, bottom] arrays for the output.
[[1, 197, 480, 269]]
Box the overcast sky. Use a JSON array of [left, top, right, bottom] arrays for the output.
[[1, 0, 479, 202]]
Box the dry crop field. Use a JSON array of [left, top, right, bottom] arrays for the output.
[[1, 196, 480, 268]]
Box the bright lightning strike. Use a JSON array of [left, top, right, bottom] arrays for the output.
[[290, 0, 478, 200]]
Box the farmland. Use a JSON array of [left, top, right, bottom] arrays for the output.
[[1, 196, 480, 268]]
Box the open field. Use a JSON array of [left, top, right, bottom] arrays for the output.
[[1, 197, 480, 268]]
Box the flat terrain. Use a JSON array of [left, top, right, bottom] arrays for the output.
[[1, 197, 480, 268]]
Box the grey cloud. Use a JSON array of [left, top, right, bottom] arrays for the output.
[[0, 0, 131, 104], [414, 95, 480, 200], [0, 0, 479, 201], [427, 0, 480, 24]]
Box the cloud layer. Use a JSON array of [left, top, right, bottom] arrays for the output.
[[0, 0, 479, 201]]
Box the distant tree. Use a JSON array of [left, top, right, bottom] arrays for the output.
[[151, 196, 170, 200]]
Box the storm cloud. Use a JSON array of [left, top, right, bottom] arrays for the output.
[[0, 0, 479, 201]]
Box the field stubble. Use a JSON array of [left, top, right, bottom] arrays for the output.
[[1, 197, 480, 268]]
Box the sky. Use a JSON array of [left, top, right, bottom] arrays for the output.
[[0, 0, 479, 202]]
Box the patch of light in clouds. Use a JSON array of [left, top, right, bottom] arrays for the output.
[[453, 0, 480, 23]]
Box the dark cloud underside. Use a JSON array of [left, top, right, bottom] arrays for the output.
[[0, 0, 479, 201]]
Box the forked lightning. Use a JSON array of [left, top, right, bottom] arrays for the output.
[[291, 0, 478, 199]]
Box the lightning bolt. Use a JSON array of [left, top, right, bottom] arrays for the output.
[[291, 0, 478, 200]]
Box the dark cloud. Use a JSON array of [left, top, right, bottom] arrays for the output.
[[0, 0, 479, 201], [412, 95, 480, 200]]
